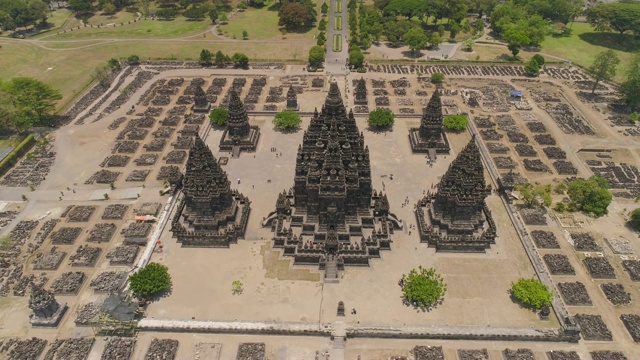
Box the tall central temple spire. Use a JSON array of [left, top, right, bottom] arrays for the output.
[[172, 134, 251, 247], [265, 82, 402, 281], [416, 136, 496, 252]]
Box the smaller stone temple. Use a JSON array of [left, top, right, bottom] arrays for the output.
[[354, 78, 368, 105], [29, 284, 67, 327], [219, 90, 260, 157], [171, 135, 251, 247], [415, 136, 496, 252], [286, 86, 298, 110], [191, 84, 211, 113], [409, 89, 450, 155]]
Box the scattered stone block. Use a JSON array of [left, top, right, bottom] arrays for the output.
[[547, 351, 581, 360], [583, 257, 616, 279], [87, 223, 117, 243], [620, 314, 640, 343], [69, 245, 102, 267], [75, 302, 100, 325], [601, 283, 631, 305], [45, 338, 95, 360], [236, 343, 265, 360], [101, 337, 135, 360], [51, 227, 83, 245], [575, 314, 613, 341], [145, 338, 179, 360], [622, 260, 640, 281], [0, 337, 47, 360], [90, 271, 126, 293], [531, 230, 559, 249], [50, 271, 85, 294], [458, 349, 488, 360], [413, 346, 444, 360], [107, 245, 139, 265], [590, 351, 627, 360], [68, 206, 96, 222], [571, 233, 600, 252], [33, 249, 66, 270], [558, 282, 592, 306], [543, 254, 575, 275]]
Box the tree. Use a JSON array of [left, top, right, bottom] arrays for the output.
[[208, 8, 218, 23], [316, 31, 326, 45], [629, 208, 640, 229], [567, 175, 612, 216], [129, 262, 172, 298], [449, 22, 460, 39], [199, 49, 212, 66], [511, 278, 553, 310], [401, 266, 447, 309], [107, 58, 121, 70], [214, 50, 226, 66], [524, 58, 540, 76], [368, 108, 394, 128], [67, 0, 93, 13], [0, 77, 62, 129], [462, 39, 473, 51], [430, 72, 445, 84], [308, 45, 325, 67], [209, 107, 227, 126], [231, 52, 249, 68], [156, 8, 177, 19], [587, 50, 620, 94], [586, 3, 640, 35], [348, 46, 364, 68], [231, 280, 244, 294], [532, 54, 545, 66], [320, 1, 328, 14], [273, 110, 302, 130], [515, 183, 552, 207], [318, 18, 326, 31], [442, 114, 467, 131], [620, 52, 640, 110], [507, 43, 520, 58], [242, 30, 248, 39], [184, 5, 207, 19], [278, 2, 314, 31], [127, 54, 140, 65], [219, 12, 228, 23], [403, 27, 428, 54], [102, 2, 116, 14]]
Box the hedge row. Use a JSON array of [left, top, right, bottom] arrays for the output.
[[0, 134, 36, 177]]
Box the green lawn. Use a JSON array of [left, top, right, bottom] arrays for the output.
[[41, 18, 209, 40], [541, 22, 640, 82], [334, 16, 342, 31], [219, 7, 284, 40], [0, 136, 24, 150], [336, 0, 342, 13], [332, 34, 342, 52]]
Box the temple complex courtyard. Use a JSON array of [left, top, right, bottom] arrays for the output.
[[0, 63, 639, 359]]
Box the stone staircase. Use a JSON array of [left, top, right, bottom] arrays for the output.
[[324, 257, 339, 283], [345, 215, 359, 224], [231, 146, 241, 158]]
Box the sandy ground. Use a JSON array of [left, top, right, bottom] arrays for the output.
[[1, 67, 640, 358]]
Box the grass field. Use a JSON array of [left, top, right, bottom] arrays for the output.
[[0, 38, 310, 110], [336, 0, 342, 13], [334, 16, 342, 31], [40, 17, 209, 40], [332, 34, 341, 52], [541, 22, 640, 82], [219, 5, 317, 41]]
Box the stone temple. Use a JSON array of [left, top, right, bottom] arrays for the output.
[[171, 135, 251, 247], [29, 284, 67, 327], [264, 82, 403, 282], [409, 89, 450, 155], [415, 136, 497, 252], [219, 90, 260, 157]]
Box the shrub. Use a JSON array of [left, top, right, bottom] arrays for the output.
[[401, 266, 447, 309], [129, 262, 172, 298], [368, 108, 395, 128], [532, 54, 545, 66], [524, 59, 540, 76], [273, 110, 302, 130], [511, 278, 553, 310], [442, 114, 468, 132], [209, 107, 228, 126], [431, 72, 445, 84], [630, 208, 640, 229], [127, 54, 140, 65]]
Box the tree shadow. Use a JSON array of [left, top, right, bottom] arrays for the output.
[[401, 50, 423, 59], [267, 2, 280, 11], [578, 32, 640, 52], [400, 295, 444, 313], [367, 125, 394, 133], [272, 126, 302, 134]]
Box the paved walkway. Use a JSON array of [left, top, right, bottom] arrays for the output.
[[325, 0, 348, 74]]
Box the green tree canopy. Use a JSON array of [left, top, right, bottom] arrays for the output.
[[231, 52, 249, 68], [278, 2, 315, 31], [127, 54, 140, 65], [368, 108, 395, 128], [199, 49, 213, 66], [532, 54, 545, 66], [430, 72, 445, 84], [524, 58, 540, 76], [567, 175, 612, 216], [511, 277, 553, 310], [401, 266, 447, 309], [209, 107, 227, 126], [442, 114, 468, 131], [321, 2, 328, 14], [208, 8, 218, 23], [403, 27, 428, 54], [587, 50, 620, 94], [630, 208, 640, 229], [273, 110, 302, 130], [586, 2, 640, 35], [0, 77, 62, 131], [308, 45, 325, 68], [620, 52, 640, 111], [129, 262, 172, 298], [348, 45, 364, 68], [515, 183, 552, 208]]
